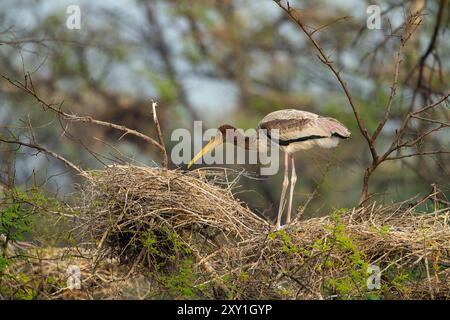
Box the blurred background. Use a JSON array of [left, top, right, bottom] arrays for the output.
[[0, 0, 448, 222]]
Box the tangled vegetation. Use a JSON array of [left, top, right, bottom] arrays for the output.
[[0, 0, 449, 302], [1, 165, 449, 299], [5, 165, 449, 299]]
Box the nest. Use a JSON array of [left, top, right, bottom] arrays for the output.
[[2, 246, 154, 299], [76, 165, 450, 299]]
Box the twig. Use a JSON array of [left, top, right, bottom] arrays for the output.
[[151, 100, 168, 170], [310, 16, 352, 36], [372, 42, 404, 141], [0, 137, 85, 176], [0, 73, 167, 164], [386, 151, 450, 161], [273, 1, 448, 205], [273, 0, 371, 147]]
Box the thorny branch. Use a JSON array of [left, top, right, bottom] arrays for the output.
[[274, 0, 449, 204], [0, 72, 169, 170], [274, 0, 372, 144], [0, 136, 84, 176]]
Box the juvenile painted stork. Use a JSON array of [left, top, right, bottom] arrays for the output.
[[187, 109, 350, 229]]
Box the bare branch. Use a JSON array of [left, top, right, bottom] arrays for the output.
[[412, 91, 450, 115], [411, 115, 450, 126], [151, 100, 168, 170], [0, 137, 85, 176], [386, 150, 450, 161], [310, 16, 352, 36], [372, 42, 404, 141], [0, 72, 167, 162], [273, 0, 375, 158]]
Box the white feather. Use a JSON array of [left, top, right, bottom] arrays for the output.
[[282, 137, 340, 154]]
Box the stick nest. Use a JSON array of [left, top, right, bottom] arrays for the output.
[[76, 165, 450, 299]]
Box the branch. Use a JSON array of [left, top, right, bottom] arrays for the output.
[[397, 124, 445, 149], [151, 100, 168, 170], [310, 16, 352, 36], [372, 42, 404, 141], [273, 1, 447, 205], [411, 91, 450, 115], [406, 0, 445, 94], [386, 150, 450, 161], [390, 91, 450, 151], [0, 72, 167, 162], [0, 137, 85, 176], [410, 115, 449, 126], [273, 0, 374, 157], [367, 12, 423, 143]]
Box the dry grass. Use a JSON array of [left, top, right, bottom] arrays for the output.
[[68, 165, 450, 300], [2, 246, 157, 299], [1, 165, 448, 299]]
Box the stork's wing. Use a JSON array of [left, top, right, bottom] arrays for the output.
[[258, 109, 350, 144], [316, 117, 351, 138], [259, 118, 328, 142]]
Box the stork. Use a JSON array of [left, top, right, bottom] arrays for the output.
[[187, 109, 350, 229]]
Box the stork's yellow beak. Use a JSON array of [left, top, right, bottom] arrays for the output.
[[187, 137, 221, 169]]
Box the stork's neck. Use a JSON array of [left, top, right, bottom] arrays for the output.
[[218, 124, 258, 150]]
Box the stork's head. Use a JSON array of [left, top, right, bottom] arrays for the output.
[[187, 125, 236, 169]]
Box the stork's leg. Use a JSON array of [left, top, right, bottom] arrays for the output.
[[276, 152, 289, 229], [286, 155, 297, 224]]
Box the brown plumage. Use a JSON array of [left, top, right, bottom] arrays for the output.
[[258, 109, 350, 154], [188, 108, 350, 229]]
